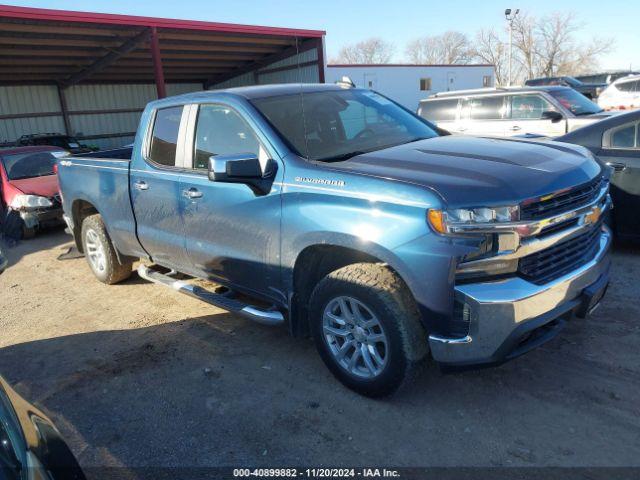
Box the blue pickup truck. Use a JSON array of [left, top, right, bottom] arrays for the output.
[[57, 84, 612, 397]]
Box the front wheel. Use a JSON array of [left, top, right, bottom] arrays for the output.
[[21, 223, 36, 239], [81, 214, 132, 284], [309, 263, 428, 397]]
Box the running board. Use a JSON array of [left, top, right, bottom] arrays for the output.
[[137, 265, 284, 326]]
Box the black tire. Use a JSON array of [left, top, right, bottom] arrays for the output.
[[21, 223, 36, 240], [309, 263, 428, 398], [81, 214, 132, 284]]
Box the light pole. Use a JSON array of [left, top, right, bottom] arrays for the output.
[[505, 8, 519, 87]]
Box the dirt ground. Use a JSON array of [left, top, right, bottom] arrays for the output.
[[1, 227, 639, 472]]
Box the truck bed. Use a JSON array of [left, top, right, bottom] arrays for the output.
[[74, 146, 133, 160]]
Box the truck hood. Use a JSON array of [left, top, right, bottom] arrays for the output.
[[8, 174, 59, 198], [326, 136, 601, 207]]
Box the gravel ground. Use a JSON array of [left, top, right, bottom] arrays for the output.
[[0, 228, 639, 472]]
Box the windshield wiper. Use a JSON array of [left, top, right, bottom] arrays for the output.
[[575, 110, 603, 116], [406, 136, 432, 143], [317, 151, 369, 162]]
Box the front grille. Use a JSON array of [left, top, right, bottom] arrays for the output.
[[519, 222, 602, 285], [521, 177, 603, 220]]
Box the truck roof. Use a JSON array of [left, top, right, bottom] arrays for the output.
[[151, 83, 353, 109]]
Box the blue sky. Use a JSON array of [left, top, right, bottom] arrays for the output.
[[5, 0, 638, 70]]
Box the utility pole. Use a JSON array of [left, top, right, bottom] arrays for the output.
[[505, 8, 519, 86]]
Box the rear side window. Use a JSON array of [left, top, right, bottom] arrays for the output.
[[609, 123, 638, 149], [148, 106, 184, 167], [462, 96, 506, 120], [617, 80, 639, 92], [419, 99, 458, 122]]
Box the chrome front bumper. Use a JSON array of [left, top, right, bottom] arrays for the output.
[[429, 225, 612, 366]]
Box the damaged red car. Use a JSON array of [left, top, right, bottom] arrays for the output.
[[0, 146, 67, 239]]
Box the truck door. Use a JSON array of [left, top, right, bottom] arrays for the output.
[[178, 103, 283, 300], [130, 105, 191, 270]]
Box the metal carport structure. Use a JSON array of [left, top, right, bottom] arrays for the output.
[[0, 5, 325, 148]]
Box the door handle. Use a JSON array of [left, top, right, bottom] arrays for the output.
[[510, 126, 522, 131], [183, 188, 203, 199], [606, 162, 627, 172], [134, 180, 149, 191]]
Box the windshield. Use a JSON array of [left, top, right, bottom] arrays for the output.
[[251, 89, 439, 162], [548, 89, 603, 116], [1, 151, 63, 180]]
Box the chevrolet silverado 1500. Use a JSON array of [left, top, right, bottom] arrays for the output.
[[57, 84, 612, 397]]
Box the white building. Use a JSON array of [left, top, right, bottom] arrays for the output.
[[326, 64, 495, 111]]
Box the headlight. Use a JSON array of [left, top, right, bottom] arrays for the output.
[[428, 205, 519, 234], [10, 194, 53, 210]]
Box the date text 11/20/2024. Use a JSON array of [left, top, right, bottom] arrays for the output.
[[233, 468, 401, 478]]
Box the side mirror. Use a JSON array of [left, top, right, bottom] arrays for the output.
[[208, 153, 264, 182], [542, 110, 564, 123], [208, 153, 276, 195]]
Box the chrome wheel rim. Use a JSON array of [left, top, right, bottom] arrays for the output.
[[85, 229, 106, 273], [322, 296, 389, 379]]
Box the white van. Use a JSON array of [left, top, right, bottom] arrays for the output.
[[418, 86, 611, 137], [598, 75, 640, 111]]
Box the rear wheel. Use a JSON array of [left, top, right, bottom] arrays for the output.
[[81, 214, 132, 284], [310, 263, 428, 397]]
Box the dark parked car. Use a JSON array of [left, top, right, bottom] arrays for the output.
[[0, 375, 85, 479], [555, 110, 640, 241], [525, 76, 607, 100], [17, 134, 95, 155], [576, 71, 640, 85]]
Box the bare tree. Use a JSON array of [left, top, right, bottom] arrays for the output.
[[473, 28, 512, 86], [512, 13, 539, 81], [332, 37, 395, 64], [511, 12, 613, 81], [405, 31, 473, 64]]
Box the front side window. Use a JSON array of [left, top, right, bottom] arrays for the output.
[[510, 94, 555, 120], [0, 421, 20, 480], [547, 89, 603, 116], [251, 89, 438, 162], [608, 123, 638, 149], [193, 105, 265, 170], [148, 106, 184, 167], [616, 80, 638, 93], [0, 391, 25, 480], [462, 96, 506, 120], [483, 75, 492, 87]]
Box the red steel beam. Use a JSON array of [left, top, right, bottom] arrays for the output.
[[0, 5, 325, 38], [149, 27, 166, 99], [316, 37, 325, 83]]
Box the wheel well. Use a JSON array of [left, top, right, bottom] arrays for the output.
[[290, 245, 382, 338], [71, 200, 98, 253]]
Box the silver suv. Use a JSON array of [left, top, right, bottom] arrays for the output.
[[418, 86, 612, 138]]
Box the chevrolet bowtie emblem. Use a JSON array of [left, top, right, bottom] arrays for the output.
[[584, 206, 602, 226]]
